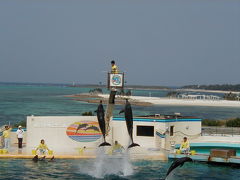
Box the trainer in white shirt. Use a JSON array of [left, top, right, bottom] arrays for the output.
[[16, 126, 24, 148]]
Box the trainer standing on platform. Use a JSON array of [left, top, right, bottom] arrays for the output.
[[16, 126, 24, 148], [111, 60, 119, 73], [3, 125, 11, 151]]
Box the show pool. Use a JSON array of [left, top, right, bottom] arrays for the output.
[[0, 159, 240, 180]]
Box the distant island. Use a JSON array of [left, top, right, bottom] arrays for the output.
[[0, 82, 170, 90], [182, 84, 240, 92], [68, 84, 171, 90]]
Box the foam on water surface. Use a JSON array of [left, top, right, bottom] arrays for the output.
[[79, 147, 133, 179]]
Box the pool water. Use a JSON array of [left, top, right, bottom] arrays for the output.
[[0, 159, 239, 180]]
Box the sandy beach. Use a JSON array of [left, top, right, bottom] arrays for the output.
[[65, 93, 153, 106], [178, 88, 240, 94], [98, 94, 240, 107], [66, 93, 240, 108]]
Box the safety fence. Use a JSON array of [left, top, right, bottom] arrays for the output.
[[202, 126, 240, 136]]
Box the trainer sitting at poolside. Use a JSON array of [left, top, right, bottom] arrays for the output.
[[180, 137, 190, 154], [36, 139, 50, 155]]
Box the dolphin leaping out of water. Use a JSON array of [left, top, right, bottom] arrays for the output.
[[166, 157, 193, 177], [95, 100, 111, 147], [119, 99, 140, 149]]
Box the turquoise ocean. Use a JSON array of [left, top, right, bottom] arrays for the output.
[[1, 83, 240, 126], [1, 83, 240, 180]]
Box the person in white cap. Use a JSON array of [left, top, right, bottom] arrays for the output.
[[16, 126, 24, 148]]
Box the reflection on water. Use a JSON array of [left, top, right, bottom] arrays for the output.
[[0, 159, 239, 180]]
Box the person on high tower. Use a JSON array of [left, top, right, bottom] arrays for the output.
[[111, 60, 119, 73]]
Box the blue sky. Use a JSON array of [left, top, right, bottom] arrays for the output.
[[0, 0, 239, 86]]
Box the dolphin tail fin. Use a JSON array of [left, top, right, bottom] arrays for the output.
[[119, 109, 125, 114], [99, 142, 111, 147], [128, 143, 140, 149]]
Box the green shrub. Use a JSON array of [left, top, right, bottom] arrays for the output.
[[82, 111, 94, 116], [89, 88, 103, 94], [13, 120, 26, 128], [117, 89, 132, 96], [223, 92, 238, 101], [166, 91, 179, 97], [226, 118, 240, 127], [202, 119, 222, 126]]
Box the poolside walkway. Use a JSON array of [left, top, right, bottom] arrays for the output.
[[0, 154, 95, 159], [1, 142, 167, 160], [0, 143, 96, 159]]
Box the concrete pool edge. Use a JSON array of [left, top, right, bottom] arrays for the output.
[[168, 153, 240, 165], [0, 154, 168, 160], [0, 154, 96, 159]]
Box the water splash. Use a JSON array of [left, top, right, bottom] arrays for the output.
[[79, 147, 134, 179]]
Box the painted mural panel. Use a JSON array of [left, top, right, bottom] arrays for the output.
[[66, 121, 101, 142]]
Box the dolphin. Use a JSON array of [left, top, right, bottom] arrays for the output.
[[48, 156, 55, 162], [39, 156, 46, 161], [75, 123, 88, 133], [32, 155, 55, 163], [95, 101, 111, 147], [85, 126, 100, 132], [32, 155, 38, 162], [166, 157, 193, 177], [119, 99, 140, 148]]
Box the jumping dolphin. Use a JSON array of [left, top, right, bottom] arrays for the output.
[[119, 99, 140, 148], [166, 157, 193, 177], [75, 123, 88, 133], [95, 100, 111, 147]]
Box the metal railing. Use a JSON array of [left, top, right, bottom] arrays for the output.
[[202, 126, 240, 136]]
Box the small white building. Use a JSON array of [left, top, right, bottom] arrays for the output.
[[25, 114, 202, 157]]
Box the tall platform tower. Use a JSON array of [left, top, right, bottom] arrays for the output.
[[105, 72, 125, 135]]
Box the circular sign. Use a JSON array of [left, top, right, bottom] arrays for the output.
[[111, 75, 122, 85], [66, 121, 101, 142]]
